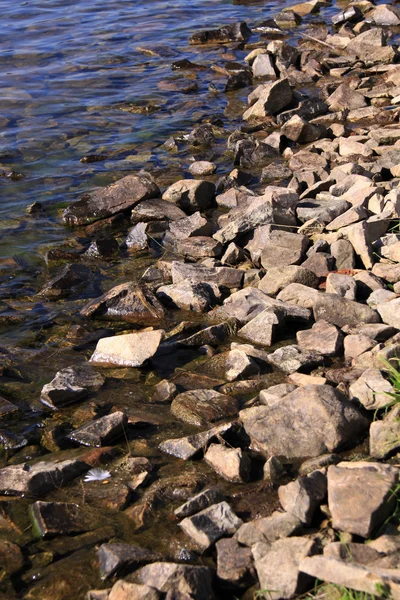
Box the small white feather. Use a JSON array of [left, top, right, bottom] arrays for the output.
[[84, 468, 111, 482]]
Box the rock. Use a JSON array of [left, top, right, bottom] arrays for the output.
[[373, 262, 400, 284], [236, 512, 302, 547], [281, 115, 325, 144], [299, 454, 341, 476], [252, 537, 319, 600], [204, 444, 251, 483], [260, 384, 297, 407], [327, 84, 367, 112], [137, 563, 214, 599], [0, 458, 88, 496], [277, 283, 320, 310], [289, 373, 326, 387], [347, 28, 395, 65], [341, 217, 390, 270], [63, 175, 160, 226], [152, 379, 177, 403], [190, 21, 251, 44], [349, 368, 393, 410], [179, 501, 242, 549], [189, 161, 216, 176], [377, 297, 400, 330], [252, 53, 276, 79], [89, 330, 164, 368], [332, 5, 362, 25], [216, 538, 255, 587], [0, 540, 23, 575], [170, 261, 243, 289], [108, 581, 160, 600], [240, 385, 368, 460], [297, 198, 351, 225], [81, 283, 165, 325], [40, 365, 105, 409], [173, 237, 223, 259], [98, 543, 159, 579], [30, 501, 93, 538], [237, 307, 283, 347], [264, 456, 286, 482], [278, 470, 327, 526], [174, 488, 224, 519], [300, 555, 400, 600], [327, 461, 399, 538], [258, 266, 319, 297], [325, 273, 357, 300], [371, 4, 400, 26], [225, 348, 260, 382], [344, 334, 376, 362], [171, 390, 239, 427], [313, 294, 380, 327], [260, 231, 309, 269], [162, 179, 215, 212], [123, 223, 148, 251], [301, 252, 335, 277], [243, 78, 293, 120], [157, 282, 220, 312], [69, 411, 127, 447], [297, 320, 343, 356], [221, 242, 245, 265], [266, 345, 324, 374], [168, 212, 212, 239], [159, 422, 236, 460], [131, 198, 186, 224], [40, 264, 96, 300], [370, 420, 400, 459]]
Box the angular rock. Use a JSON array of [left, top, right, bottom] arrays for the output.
[[327, 461, 399, 538], [40, 264, 96, 300], [216, 537, 255, 587], [301, 252, 334, 277], [204, 444, 251, 483], [131, 198, 186, 224], [174, 488, 224, 519], [277, 283, 321, 310], [69, 411, 127, 447], [238, 307, 283, 347], [170, 261, 243, 289], [252, 53, 276, 79], [189, 161, 216, 176], [349, 367, 393, 410], [170, 390, 239, 427], [253, 537, 319, 600], [370, 419, 400, 460], [347, 28, 395, 65], [225, 348, 260, 382], [159, 422, 236, 460], [156, 282, 220, 312], [240, 385, 368, 460], [243, 78, 293, 120], [81, 283, 165, 325], [327, 84, 367, 112], [173, 236, 223, 259], [168, 212, 212, 239], [98, 542, 159, 579], [89, 330, 164, 368], [40, 365, 105, 409], [236, 511, 302, 547], [313, 294, 380, 327], [138, 563, 214, 599], [297, 198, 351, 225], [259, 266, 319, 297], [108, 581, 160, 600], [0, 540, 23, 575], [325, 273, 357, 300], [190, 21, 251, 45], [344, 334, 376, 362], [278, 470, 327, 526], [281, 115, 325, 144], [63, 175, 160, 226], [30, 501, 93, 538], [179, 501, 242, 549], [266, 345, 324, 374], [377, 297, 400, 330], [261, 230, 309, 269], [297, 320, 343, 356], [162, 179, 215, 212]]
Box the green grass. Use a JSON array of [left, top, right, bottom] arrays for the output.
[[378, 357, 400, 414], [304, 582, 389, 600]]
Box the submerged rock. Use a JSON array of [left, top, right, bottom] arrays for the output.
[[179, 501, 243, 549], [68, 411, 127, 447], [190, 22, 251, 45], [171, 389, 239, 427], [159, 422, 236, 460], [40, 264, 97, 300], [40, 365, 105, 408], [98, 542, 159, 579], [30, 501, 95, 538]]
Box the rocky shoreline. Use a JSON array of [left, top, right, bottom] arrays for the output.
[[1, 1, 400, 599]]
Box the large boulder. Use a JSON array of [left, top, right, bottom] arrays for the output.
[[63, 175, 160, 226], [240, 385, 368, 461], [313, 294, 380, 327]]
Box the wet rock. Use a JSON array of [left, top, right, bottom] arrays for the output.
[[137, 563, 214, 599], [258, 266, 319, 297], [162, 179, 215, 212], [349, 367, 393, 410], [243, 78, 293, 120], [63, 174, 160, 226], [225, 69, 253, 92], [30, 501, 94, 538], [174, 488, 224, 519], [300, 555, 400, 600], [266, 345, 324, 374], [108, 581, 160, 600], [159, 422, 236, 460], [190, 22, 251, 45], [187, 123, 216, 147], [297, 320, 343, 357], [0, 540, 23, 575], [189, 161, 216, 176], [237, 307, 283, 347], [85, 236, 119, 259], [69, 411, 127, 447], [123, 223, 148, 251], [0, 458, 88, 495], [40, 365, 105, 409], [204, 444, 251, 482], [216, 538, 255, 587], [370, 419, 400, 459], [179, 501, 242, 549], [40, 264, 96, 300], [278, 470, 327, 526], [171, 390, 239, 427], [131, 199, 186, 224], [158, 79, 198, 94], [157, 282, 220, 312], [89, 330, 164, 368], [327, 461, 399, 538], [261, 230, 309, 269], [240, 385, 368, 460], [313, 293, 380, 327], [0, 396, 19, 418], [98, 543, 159, 579], [236, 511, 302, 547], [253, 537, 319, 600], [81, 283, 164, 325]]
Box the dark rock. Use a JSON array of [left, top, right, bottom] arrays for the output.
[[63, 174, 160, 226], [190, 22, 252, 45], [278, 470, 327, 526], [187, 123, 216, 148], [30, 501, 94, 538], [68, 412, 127, 447], [313, 294, 380, 327], [162, 179, 215, 212], [131, 199, 186, 224], [174, 488, 224, 519], [40, 264, 96, 300], [108, 581, 160, 600], [85, 237, 119, 260], [98, 543, 159, 579], [171, 390, 239, 427], [225, 70, 253, 92], [0, 540, 24, 575], [281, 115, 326, 144], [276, 98, 328, 126], [179, 501, 242, 549], [332, 6, 362, 25], [40, 365, 105, 409], [138, 563, 215, 599], [81, 283, 165, 325], [297, 198, 351, 225], [159, 422, 237, 460], [243, 78, 293, 119], [301, 252, 335, 277], [216, 538, 255, 588]]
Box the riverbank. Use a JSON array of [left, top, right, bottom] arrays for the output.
[[1, 1, 400, 599]]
